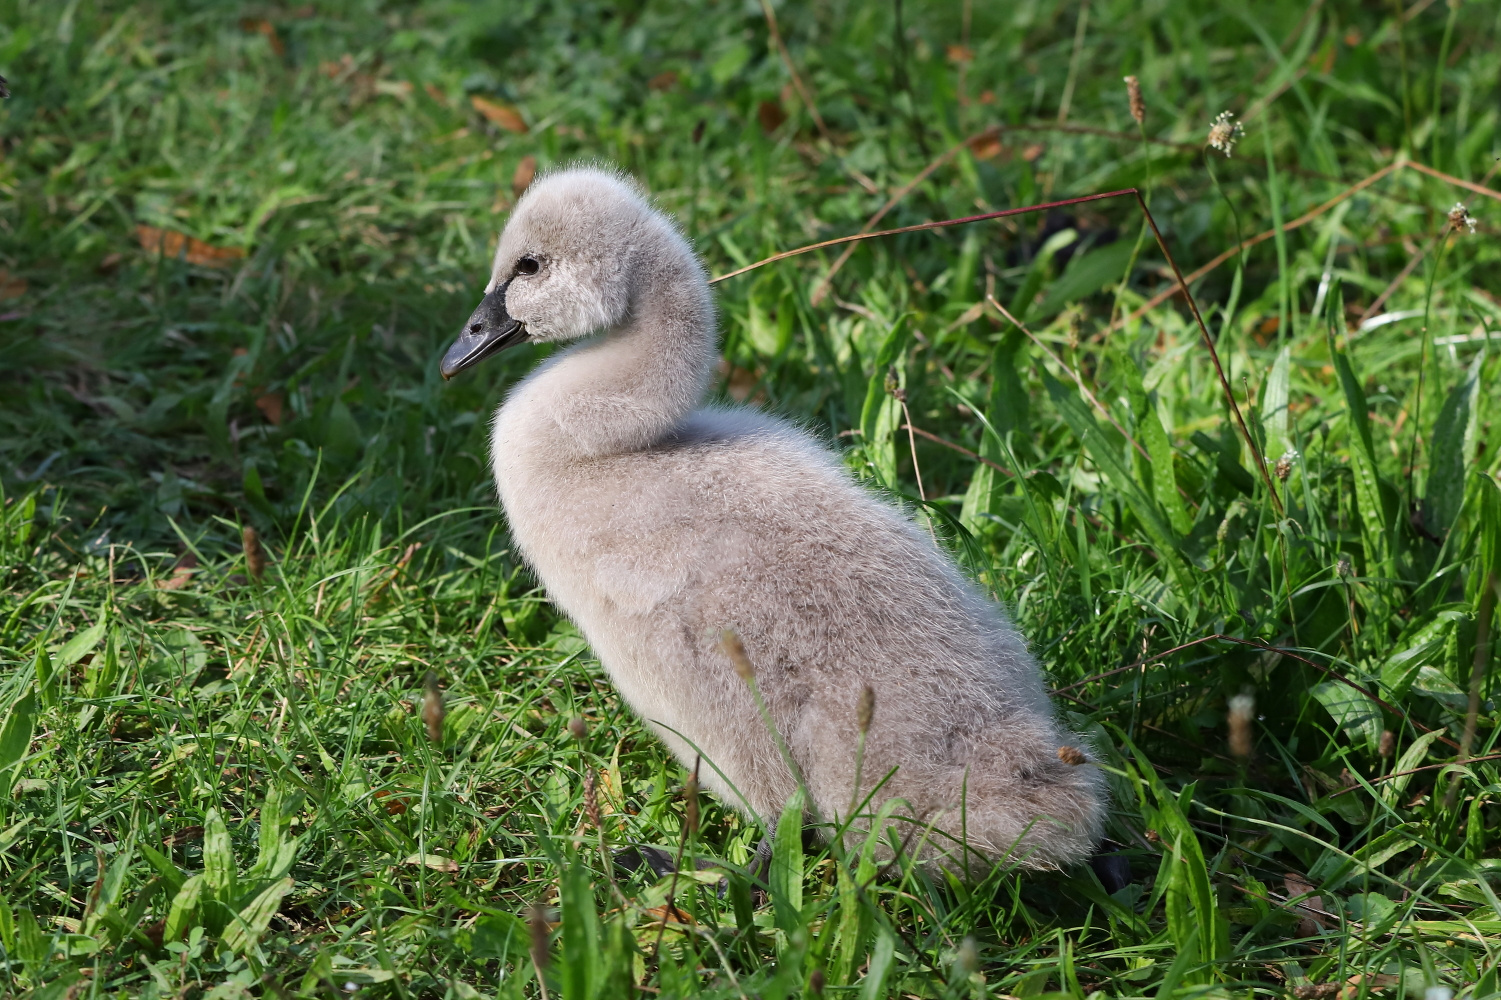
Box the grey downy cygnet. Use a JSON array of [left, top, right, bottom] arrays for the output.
[[440, 166, 1105, 871]]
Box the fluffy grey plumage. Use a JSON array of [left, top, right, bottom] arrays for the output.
[[459, 166, 1105, 870]]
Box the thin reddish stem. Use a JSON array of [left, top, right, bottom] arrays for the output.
[[713, 185, 1283, 513], [708, 188, 1139, 284], [1130, 190, 1283, 515]]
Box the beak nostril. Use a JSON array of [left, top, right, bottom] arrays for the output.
[[469, 323, 483, 333]]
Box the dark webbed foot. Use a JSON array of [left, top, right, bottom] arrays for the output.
[[614, 845, 679, 879], [1089, 839, 1131, 893]]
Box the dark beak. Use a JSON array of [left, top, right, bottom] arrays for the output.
[[440, 282, 530, 379]]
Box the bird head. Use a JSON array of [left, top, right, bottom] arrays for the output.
[[440, 167, 653, 380]]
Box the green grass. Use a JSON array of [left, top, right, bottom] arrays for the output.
[[2, 0, 1501, 996]]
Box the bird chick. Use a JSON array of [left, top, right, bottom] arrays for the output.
[[441, 167, 1105, 871]]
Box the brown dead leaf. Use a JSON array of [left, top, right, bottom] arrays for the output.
[[374, 790, 410, 815], [239, 18, 285, 56], [255, 392, 285, 426], [641, 904, 695, 928], [163, 825, 204, 847], [757, 99, 787, 134], [967, 133, 1005, 161], [471, 95, 528, 134], [321, 54, 356, 80], [0, 269, 26, 300], [136, 226, 245, 268], [424, 82, 449, 105], [97, 252, 123, 275], [717, 359, 763, 403], [648, 70, 679, 91], [141, 918, 166, 950], [946, 44, 973, 63], [1294, 976, 1401, 1000], [1021, 143, 1046, 162], [157, 552, 198, 591], [1283, 872, 1332, 937], [1339, 974, 1400, 1000], [512, 155, 537, 200]]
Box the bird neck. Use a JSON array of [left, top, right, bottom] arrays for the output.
[[514, 261, 716, 458]]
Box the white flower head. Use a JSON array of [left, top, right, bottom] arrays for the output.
[[1207, 111, 1244, 157]]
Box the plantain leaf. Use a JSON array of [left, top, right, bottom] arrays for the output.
[[162, 875, 204, 944], [960, 335, 1028, 533], [247, 782, 303, 881], [558, 856, 601, 1000], [468, 912, 527, 962], [1381, 605, 1468, 699], [201, 808, 237, 902], [859, 928, 896, 1000], [54, 621, 107, 669], [1125, 355, 1192, 537], [1411, 666, 1467, 712], [1035, 237, 1135, 319], [1326, 283, 1392, 593], [1311, 680, 1382, 751], [1262, 345, 1292, 456], [770, 787, 806, 938], [1471, 472, 1501, 606], [1044, 368, 1186, 586], [1424, 351, 1482, 540], [221, 876, 292, 958], [858, 318, 910, 487], [0, 689, 37, 800]]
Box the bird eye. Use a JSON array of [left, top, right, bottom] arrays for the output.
[[515, 256, 540, 276]]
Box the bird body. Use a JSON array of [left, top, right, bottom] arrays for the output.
[[445, 167, 1104, 870]]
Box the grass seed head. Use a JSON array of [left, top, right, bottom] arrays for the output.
[[1228, 692, 1255, 758], [857, 684, 875, 733], [1057, 745, 1087, 766], [567, 716, 588, 741], [1379, 729, 1395, 758], [1124, 75, 1145, 125], [1448, 202, 1477, 234], [721, 629, 756, 680], [527, 903, 550, 979], [422, 671, 445, 744], [683, 771, 700, 835], [1336, 554, 1353, 578], [584, 769, 602, 828], [884, 365, 906, 402], [242, 525, 267, 580], [809, 969, 825, 996], [1207, 110, 1244, 156], [1275, 448, 1299, 481]]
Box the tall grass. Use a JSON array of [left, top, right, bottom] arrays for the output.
[[1, 0, 1500, 996]]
